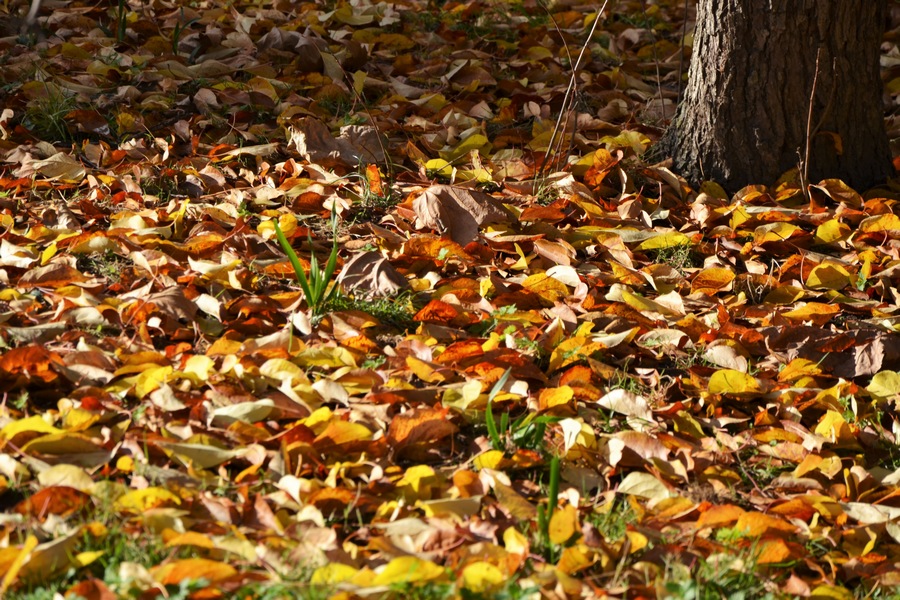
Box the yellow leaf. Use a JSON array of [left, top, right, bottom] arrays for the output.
[[115, 487, 182, 513], [311, 563, 359, 585], [754, 222, 800, 244], [763, 285, 805, 304], [62, 408, 100, 432], [371, 556, 445, 586], [806, 263, 851, 290], [315, 420, 373, 447], [778, 358, 823, 383], [425, 158, 453, 178], [37, 464, 94, 491], [40, 242, 58, 265], [810, 585, 854, 600], [540, 386, 574, 409], [867, 370, 900, 400], [620, 289, 679, 316], [473, 450, 506, 470], [259, 358, 310, 386], [617, 472, 673, 501], [397, 465, 438, 501], [598, 130, 650, 155], [708, 369, 763, 397], [636, 231, 691, 251], [729, 205, 751, 229], [295, 346, 358, 368], [782, 302, 840, 326], [0, 415, 62, 440], [814, 410, 854, 444], [493, 481, 538, 520], [21, 432, 106, 456], [72, 550, 104, 567], [556, 544, 593, 574], [352, 70, 366, 95], [406, 357, 450, 384], [815, 219, 851, 244], [180, 355, 215, 384], [503, 527, 530, 556], [418, 496, 481, 518], [549, 503, 579, 545], [672, 411, 704, 438], [156, 440, 239, 469], [165, 532, 216, 549], [0, 534, 38, 594], [134, 365, 174, 398], [548, 337, 605, 372], [5, 530, 85, 585], [625, 530, 648, 553], [859, 213, 900, 233], [461, 561, 506, 593], [208, 399, 275, 426], [522, 273, 569, 303]]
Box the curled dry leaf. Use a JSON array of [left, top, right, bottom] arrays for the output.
[[337, 251, 409, 296], [412, 184, 509, 245]]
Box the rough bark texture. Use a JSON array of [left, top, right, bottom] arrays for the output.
[[660, 0, 892, 192]]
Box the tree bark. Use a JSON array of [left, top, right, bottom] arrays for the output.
[[659, 0, 892, 192]]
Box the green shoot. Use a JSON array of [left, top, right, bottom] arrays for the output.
[[272, 205, 341, 315], [485, 368, 512, 451]]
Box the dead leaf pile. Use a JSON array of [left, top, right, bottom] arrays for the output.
[[2, 0, 900, 598]]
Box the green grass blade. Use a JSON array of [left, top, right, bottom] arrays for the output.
[[485, 397, 503, 451], [272, 218, 314, 305], [488, 368, 511, 402], [547, 454, 560, 521]]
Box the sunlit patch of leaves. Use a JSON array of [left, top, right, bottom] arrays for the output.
[[3, 0, 900, 598]]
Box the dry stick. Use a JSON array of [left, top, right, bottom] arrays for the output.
[[800, 47, 823, 202], [540, 3, 576, 176], [535, 0, 610, 187]]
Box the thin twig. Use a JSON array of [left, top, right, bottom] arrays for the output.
[[535, 0, 610, 185], [800, 47, 823, 201]]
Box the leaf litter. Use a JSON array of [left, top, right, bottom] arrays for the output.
[[1, 0, 900, 598]]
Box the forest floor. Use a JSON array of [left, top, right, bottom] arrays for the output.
[[3, 0, 900, 598]]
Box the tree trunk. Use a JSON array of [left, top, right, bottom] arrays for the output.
[[660, 0, 892, 192]]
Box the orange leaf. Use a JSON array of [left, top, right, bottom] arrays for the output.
[[0, 345, 64, 384], [388, 407, 458, 456], [15, 486, 91, 521], [414, 299, 461, 325], [696, 504, 745, 529], [152, 558, 237, 586], [756, 538, 794, 564], [65, 578, 117, 600], [734, 512, 797, 537], [365, 164, 384, 197]]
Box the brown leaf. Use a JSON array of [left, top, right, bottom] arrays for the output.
[[338, 252, 409, 297], [412, 185, 508, 245]]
